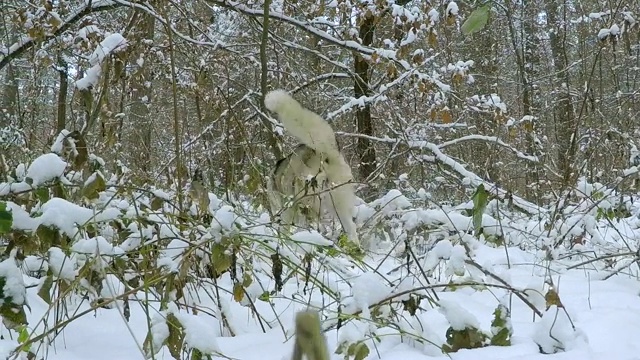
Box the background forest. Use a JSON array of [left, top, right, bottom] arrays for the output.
[[5, 0, 640, 204], [1, 0, 640, 359]]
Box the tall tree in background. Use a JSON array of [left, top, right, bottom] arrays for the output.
[[128, 9, 156, 177], [354, 6, 377, 182], [544, 0, 577, 187]]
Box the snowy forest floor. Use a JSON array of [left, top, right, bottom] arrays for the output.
[[1, 247, 640, 360], [2, 151, 640, 360]]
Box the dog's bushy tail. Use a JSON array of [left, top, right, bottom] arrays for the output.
[[265, 89, 359, 244], [264, 90, 343, 161]]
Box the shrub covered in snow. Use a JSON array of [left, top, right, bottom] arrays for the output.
[[1, 130, 640, 359]]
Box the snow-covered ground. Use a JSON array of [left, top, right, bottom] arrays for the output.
[[1, 247, 639, 360], [3, 152, 640, 360]]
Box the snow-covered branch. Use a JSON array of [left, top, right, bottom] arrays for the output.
[[274, 34, 355, 74], [76, 33, 128, 90], [207, 0, 413, 70], [337, 132, 538, 164], [290, 73, 352, 94], [336, 131, 544, 214], [0, 0, 122, 71], [424, 142, 543, 214], [437, 134, 538, 162], [108, 0, 234, 54], [326, 69, 417, 120], [155, 92, 255, 176]]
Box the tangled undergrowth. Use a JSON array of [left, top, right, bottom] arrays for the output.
[[1, 131, 640, 360]]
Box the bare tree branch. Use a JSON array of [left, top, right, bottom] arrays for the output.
[[0, 0, 121, 71], [336, 131, 545, 214]]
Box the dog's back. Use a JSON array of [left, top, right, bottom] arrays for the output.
[[265, 90, 360, 245], [268, 144, 325, 227]]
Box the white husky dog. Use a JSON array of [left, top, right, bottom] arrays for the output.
[[264, 89, 359, 245]]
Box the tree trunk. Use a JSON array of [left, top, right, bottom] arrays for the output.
[[1, 63, 19, 127], [354, 12, 377, 183], [544, 0, 576, 187], [129, 10, 156, 177], [56, 60, 69, 134], [509, 0, 543, 201]]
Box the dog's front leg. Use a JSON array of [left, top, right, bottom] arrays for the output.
[[327, 185, 360, 246]]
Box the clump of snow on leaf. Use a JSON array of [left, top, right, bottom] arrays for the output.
[[446, 1, 459, 16], [157, 239, 189, 273], [146, 312, 170, 357], [48, 247, 76, 281], [14, 164, 26, 181], [75, 24, 100, 41], [428, 8, 439, 23], [72, 236, 124, 271], [598, 29, 609, 40], [609, 24, 620, 36], [447, 244, 468, 276], [423, 239, 455, 269], [174, 310, 221, 355], [149, 303, 221, 355], [76, 33, 127, 90], [337, 319, 370, 348], [88, 33, 127, 66], [375, 189, 412, 213], [75, 63, 102, 90], [347, 272, 393, 319], [238, 278, 267, 308], [597, 24, 620, 40], [50, 129, 71, 154], [210, 205, 239, 236], [100, 274, 126, 309], [36, 198, 121, 239], [290, 230, 333, 253], [401, 207, 473, 233], [26, 153, 67, 186], [357, 189, 411, 223], [533, 306, 588, 354], [72, 236, 122, 256], [22, 255, 48, 275], [0, 258, 26, 307], [623, 11, 636, 25], [4, 202, 37, 231], [468, 93, 507, 113], [575, 176, 607, 198], [589, 11, 611, 20], [152, 189, 171, 201], [439, 299, 481, 330], [447, 60, 474, 76]]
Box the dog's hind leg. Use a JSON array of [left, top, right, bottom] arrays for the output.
[[326, 184, 359, 246], [266, 177, 282, 217]]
